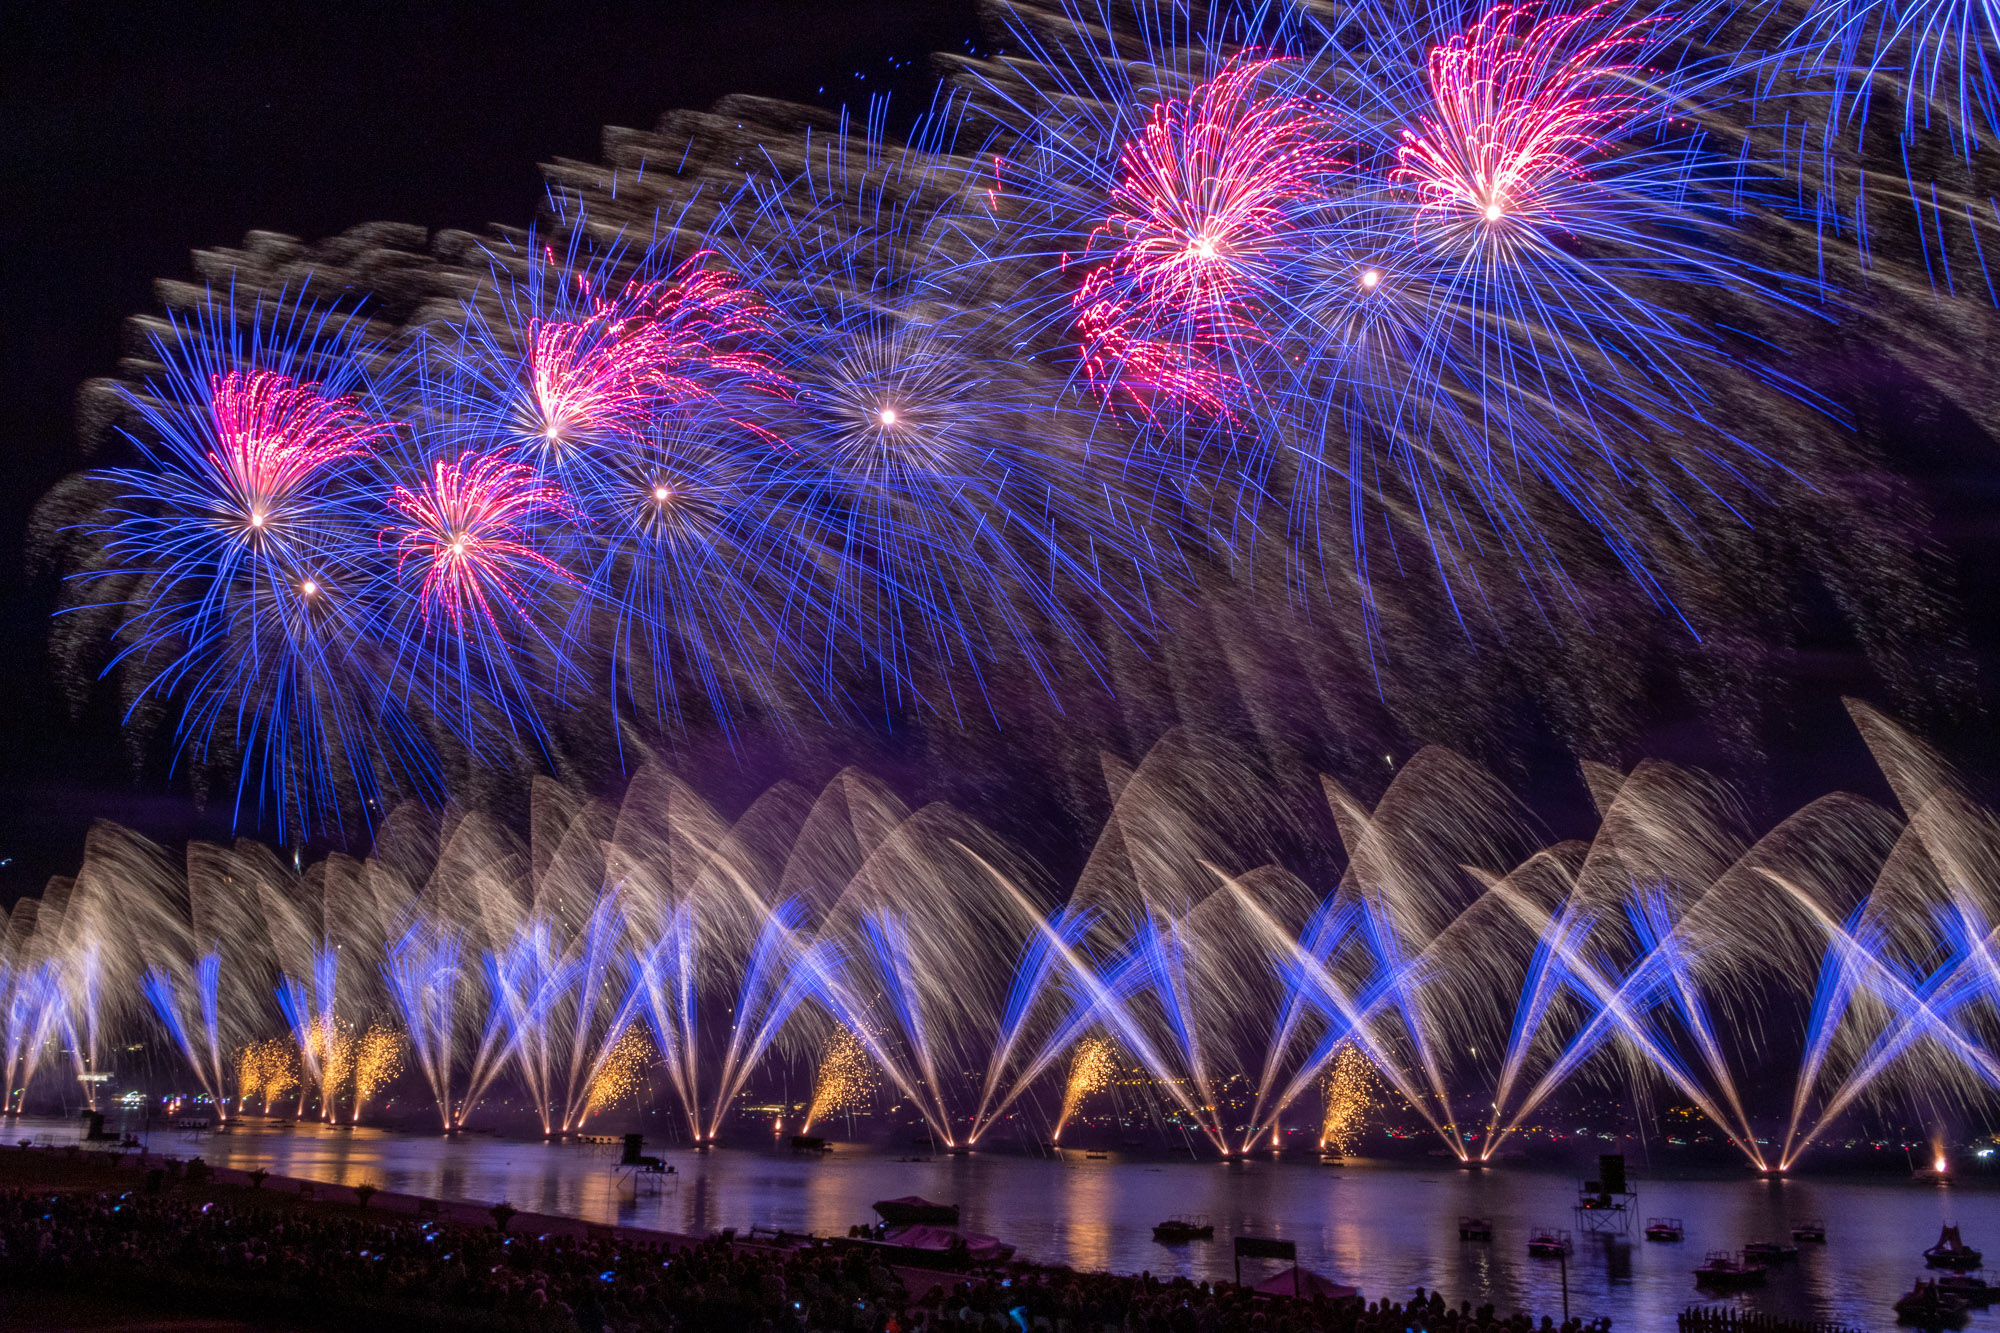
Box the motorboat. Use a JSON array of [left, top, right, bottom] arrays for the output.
[[873, 1196, 960, 1226], [1938, 1273, 1998, 1307], [1743, 1240, 1799, 1263], [1527, 1229, 1572, 1258], [1152, 1215, 1214, 1243], [1693, 1251, 1767, 1289], [1895, 1279, 1970, 1325]]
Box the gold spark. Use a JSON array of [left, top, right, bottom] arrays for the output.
[[1056, 1034, 1116, 1141], [260, 1039, 300, 1112], [239, 1037, 298, 1113], [583, 1027, 652, 1120], [301, 1018, 357, 1119], [803, 1026, 877, 1130], [350, 1020, 407, 1122], [1320, 1043, 1382, 1154]]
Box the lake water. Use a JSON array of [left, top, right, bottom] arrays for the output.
[[13, 1115, 1997, 1331]]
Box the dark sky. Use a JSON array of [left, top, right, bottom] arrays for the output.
[[3, 1, 1996, 905]]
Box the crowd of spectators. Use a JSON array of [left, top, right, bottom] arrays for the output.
[[0, 1157, 1610, 1333]]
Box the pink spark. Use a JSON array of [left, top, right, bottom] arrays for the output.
[[206, 370, 384, 522], [1392, 2, 1664, 236], [390, 450, 575, 633], [1073, 269, 1235, 421], [1073, 57, 1346, 417], [522, 252, 789, 446]]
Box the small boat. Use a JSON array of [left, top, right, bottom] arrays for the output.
[[790, 1134, 831, 1154], [1743, 1240, 1799, 1263], [1693, 1250, 1767, 1289], [1895, 1279, 1970, 1325], [1938, 1273, 1998, 1307], [1927, 1224, 1985, 1271], [868, 1224, 1015, 1268], [1791, 1219, 1826, 1243], [873, 1195, 960, 1226], [1645, 1217, 1685, 1243], [1459, 1216, 1493, 1241], [1527, 1229, 1572, 1258], [1084, 1152, 1108, 1160], [1152, 1215, 1214, 1243]]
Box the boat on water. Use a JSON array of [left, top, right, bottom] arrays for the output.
[[873, 1196, 960, 1226], [1938, 1273, 1998, 1307], [1459, 1216, 1493, 1241], [1791, 1219, 1826, 1243], [1693, 1251, 1767, 1289], [1927, 1224, 1985, 1271], [1743, 1240, 1799, 1263], [848, 1224, 1014, 1269], [1527, 1229, 1571, 1258], [1152, 1215, 1214, 1243], [1644, 1218, 1684, 1243], [1895, 1279, 1970, 1325]]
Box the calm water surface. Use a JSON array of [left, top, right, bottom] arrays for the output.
[[20, 1116, 1999, 1332]]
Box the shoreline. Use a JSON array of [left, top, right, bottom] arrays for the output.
[[0, 1141, 1064, 1305]]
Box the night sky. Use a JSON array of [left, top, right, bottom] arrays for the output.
[[4, 0, 1996, 905]]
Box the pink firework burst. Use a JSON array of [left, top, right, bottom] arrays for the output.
[[390, 450, 575, 634], [1073, 269, 1236, 421], [523, 252, 789, 447], [206, 369, 385, 526], [1074, 56, 1345, 417], [1392, 2, 1665, 238]]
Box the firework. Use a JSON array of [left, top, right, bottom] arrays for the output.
[[255, 1040, 301, 1114], [309, 1022, 358, 1118], [582, 1026, 653, 1121], [67, 293, 429, 836], [477, 891, 641, 1136], [237, 1037, 298, 1114], [803, 1026, 878, 1131], [547, 377, 812, 737], [382, 923, 465, 1129], [722, 109, 1176, 710], [235, 1043, 265, 1109], [1320, 1043, 1382, 1154], [1788, 0, 2000, 153], [398, 214, 804, 745], [348, 1019, 407, 1122], [1071, 56, 1346, 423], [30, 0, 1971, 852], [440, 220, 791, 462], [279, 948, 357, 1123], [1391, 4, 1667, 243], [1, 962, 65, 1115], [141, 953, 229, 1118], [957, 0, 1822, 644], [1055, 1033, 1116, 1140], [1295, 0, 1828, 637], [389, 450, 575, 636], [5, 702, 2000, 1171]]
